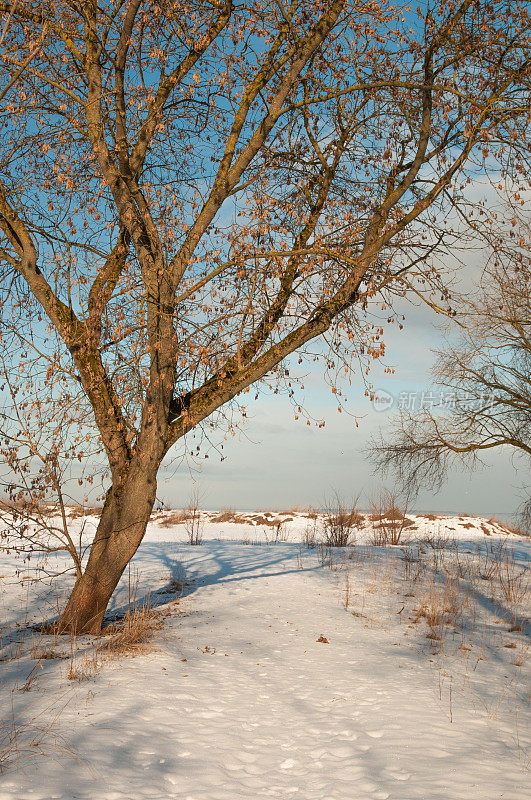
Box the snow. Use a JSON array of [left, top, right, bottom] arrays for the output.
[[0, 511, 529, 799]]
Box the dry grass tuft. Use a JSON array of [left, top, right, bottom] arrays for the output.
[[66, 651, 100, 681], [414, 576, 461, 641], [158, 577, 188, 597], [31, 647, 68, 661], [99, 605, 164, 657], [495, 551, 528, 608], [0, 709, 57, 773], [303, 515, 320, 548]]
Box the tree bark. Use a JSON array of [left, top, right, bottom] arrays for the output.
[[56, 464, 158, 634]]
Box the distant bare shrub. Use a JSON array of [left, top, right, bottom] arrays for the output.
[[418, 530, 450, 551], [184, 488, 204, 545], [369, 525, 389, 546], [264, 519, 289, 543], [473, 545, 499, 582], [369, 489, 414, 546], [318, 542, 335, 568], [322, 492, 361, 547], [303, 516, 320, 548]]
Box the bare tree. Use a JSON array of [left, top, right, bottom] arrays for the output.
[[0, 1, 529, 632], [370, 240, 531, 528]]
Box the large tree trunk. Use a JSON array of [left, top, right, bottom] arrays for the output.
[[56, 464, 158, 635]]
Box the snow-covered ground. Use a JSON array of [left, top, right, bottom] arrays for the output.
[[0, 510, 529, 799]]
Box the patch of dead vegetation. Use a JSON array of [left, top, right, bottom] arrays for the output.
[[67, 505, 102, 519], [156, 577, 191, 598], [66, 652, 100, 681], [156, 510, 194, 526], [372, 515, 416, 530], [209, 510, 295, 527], [335, 509, 364, 528], [487, 516, 528, 537], [253, 515, 285, 527], [99, 606, 165, 657], [31, 647, 69, 661], [0, 500, 57, 517], [210, 511, 250, 524]]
